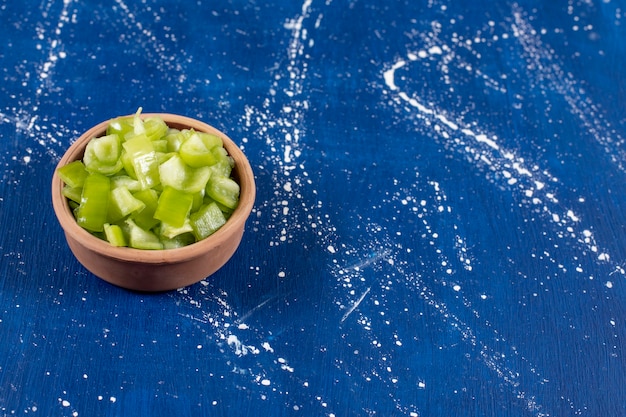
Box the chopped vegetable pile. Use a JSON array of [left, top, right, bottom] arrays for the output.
[[56, 110, 240, 249]]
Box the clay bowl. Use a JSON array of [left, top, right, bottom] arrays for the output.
[[51, 113, 255, 292]]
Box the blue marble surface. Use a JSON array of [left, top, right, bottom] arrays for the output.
[[1, 0, 625, 416]]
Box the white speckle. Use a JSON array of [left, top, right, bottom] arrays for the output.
[[475, 134, 499, 150], [62, 400, 70, 407], [566, 210, 579, 222], [452, 284, 461, 292], [278, 271, 286, 278], [284, 144, 292, 163], [418, 381, 426, 388], [227, 335, 258, 355], [197, 344, 203, 349], [327, 245, 336, 254], [261, 379, 271, 386], [428, 45, 443, 55], [606, 281, 613, 289], [110, 396, 117, 403], [598, 252, 610, 261]]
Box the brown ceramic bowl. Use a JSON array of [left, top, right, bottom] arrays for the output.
[[51, 113, 255, 292]]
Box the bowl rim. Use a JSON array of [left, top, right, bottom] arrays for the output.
[[51, 113, 256, 265]]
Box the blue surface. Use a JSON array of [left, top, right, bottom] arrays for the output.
[[1, 0, 625, 416]]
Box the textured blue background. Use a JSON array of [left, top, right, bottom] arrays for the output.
[[1, 0, 625, 416]]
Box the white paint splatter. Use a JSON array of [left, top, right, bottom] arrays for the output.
[[382, 32, 620, 276], [341, 287, 371, 323]]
